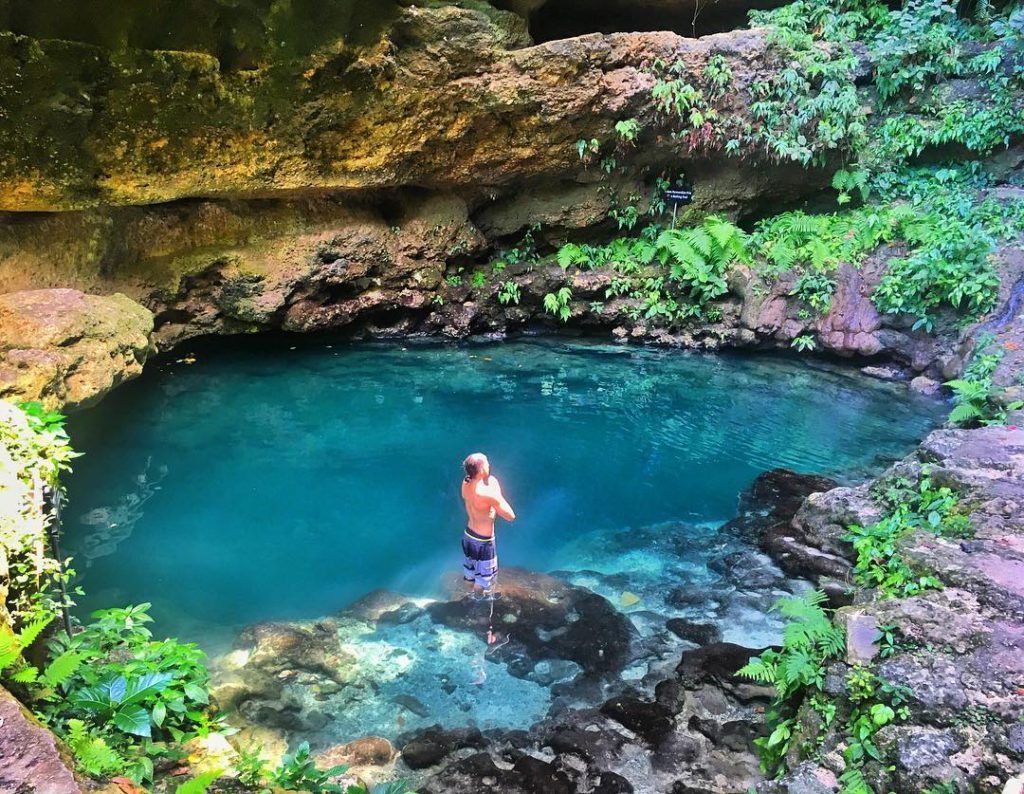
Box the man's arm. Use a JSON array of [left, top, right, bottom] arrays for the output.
[[488, 478, 516, 522]]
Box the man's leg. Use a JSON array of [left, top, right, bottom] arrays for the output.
[[462, 535, 479, 594], [475, 545, 498, 597]]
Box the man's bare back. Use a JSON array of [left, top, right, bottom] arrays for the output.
[[461, 475, 514, 537], [460, 452, 515, 593]]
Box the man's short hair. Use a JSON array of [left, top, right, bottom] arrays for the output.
[[464, 452, 487, 479]]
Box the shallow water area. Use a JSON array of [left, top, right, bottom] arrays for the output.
[[64, 337, 944, 744]]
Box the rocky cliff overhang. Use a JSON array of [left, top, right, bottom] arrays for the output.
[[0, 4, 814, 212]]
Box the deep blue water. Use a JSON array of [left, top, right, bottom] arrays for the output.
[[64, 338, 942, 652]]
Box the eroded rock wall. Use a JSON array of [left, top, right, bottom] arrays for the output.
[[0, 7, 806, 212]]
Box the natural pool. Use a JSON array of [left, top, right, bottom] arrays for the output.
[[64, 338, 943, 744]]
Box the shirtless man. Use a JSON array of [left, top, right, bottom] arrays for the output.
[[461, 452, 515, 596]]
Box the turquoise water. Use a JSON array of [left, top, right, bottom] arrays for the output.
[[62, 338, 944, 744], [65, 338, 940, 651]]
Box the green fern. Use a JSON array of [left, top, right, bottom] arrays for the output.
[[655, 216, 748, 306], [66, 719, 123, 776], [1, 613, 56, 681], [0, 631, 22, 671], [739, 590, 845, 776], [838, 766, 872, 794], [945, 376, 1018, 427], [42, 650, 85, 689], [16, 614, 54, 650], [557, 243, 587, 270], [176, 769, 223, 794], [11, 666, 39, 684]]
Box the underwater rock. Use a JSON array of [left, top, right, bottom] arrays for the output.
[[0, 289, 154, 410], [427, 568, 636, 676], [665, 618, 722, 646], [209, 618, 361, 736], [234, 619, 351, 683], [399, 725, 488, 770], [316, 735, 396, 768], [418, 751, 575, 794], [341, 589, 418, 622]]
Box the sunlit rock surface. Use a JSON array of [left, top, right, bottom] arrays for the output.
[[757, 425, 1024, 793], [0, 289, 153, 410], [0, 10, 812, 211]]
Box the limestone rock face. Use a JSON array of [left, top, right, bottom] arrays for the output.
[[0, 684, 81, 794], [758, 425, 1024, 793], [0, 289, 154, 410], [0, 15, 810, 212]]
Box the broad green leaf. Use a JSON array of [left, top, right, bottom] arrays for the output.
[[113, 704, 152, 737]]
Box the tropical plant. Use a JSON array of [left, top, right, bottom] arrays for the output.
[[543, 287, 573, 322], [65, 718, 123, 776], [269, 741, 348, 794], [871, 0, 965, 100], [176, 769, 223, 794], [738, 590, 845, 775], [790, 272, 836, 313], [575, 138, 600, 161], [832, 168, 870, 205], [236, 744, 271, 788], [497, 280, 521, 305], [68, 672, 173, 738], [791, 335, 817, 352], [1, 402, 80, 625], [614, 118, 640, 144], [655, 216, 748, 305]]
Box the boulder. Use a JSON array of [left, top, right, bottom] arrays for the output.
[[0, 684, 81, 794], [0, 289, 154, 410], [723, 468, 838, 543], [600, 695, 676, 745], [399, 726, 488, 770], [317, 736, 396, 769]]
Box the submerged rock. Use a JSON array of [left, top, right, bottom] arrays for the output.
[[317, 735, 397, 768], [427, 568, 636, 676], [399, 726, 488, 770], [665, 618, 722, 646]]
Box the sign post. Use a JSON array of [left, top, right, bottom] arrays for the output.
[[665, 187, 694, 229]]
